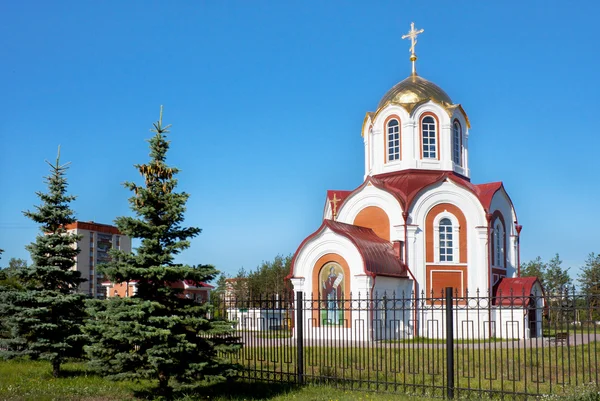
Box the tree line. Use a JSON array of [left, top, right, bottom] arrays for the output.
[[0, 109, 239, 396], [210, 254, 293, 304], [520, 253, 600, 296]]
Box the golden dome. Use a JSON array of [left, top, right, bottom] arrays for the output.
[[378, 74, 453, 109]]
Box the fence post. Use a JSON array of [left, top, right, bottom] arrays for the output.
[[296, 291, 304, 385], [446, 287, 455, 399]]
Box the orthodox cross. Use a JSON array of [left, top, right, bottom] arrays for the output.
[[330, 193, 341, 220], [401, 22, 424, 75]]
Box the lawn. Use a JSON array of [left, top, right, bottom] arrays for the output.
[[233, 341, 600, 398], [0, 358, 599, 401], [0, 359, 429, 401]]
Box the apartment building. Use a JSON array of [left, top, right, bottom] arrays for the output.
[[65, 221, 131, 298]]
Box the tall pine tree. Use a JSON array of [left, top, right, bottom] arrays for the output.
[[85, 108, 239, 396], [0, 148, 87, 377]]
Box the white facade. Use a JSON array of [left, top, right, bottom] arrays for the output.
[[362, 101, 470, 179], [289, 68, 538, 340]]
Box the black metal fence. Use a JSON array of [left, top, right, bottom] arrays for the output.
[[212, 288, 600, 399]]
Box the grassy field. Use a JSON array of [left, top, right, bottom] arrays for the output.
[[233, 341, 600, 398], [1, 355, 599, 401], [0, 359, 432, 401]]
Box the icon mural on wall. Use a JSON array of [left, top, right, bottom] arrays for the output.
[[319, 262, 344, 325]]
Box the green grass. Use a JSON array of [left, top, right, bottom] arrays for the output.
[[0, 359, 142, 400], [233, 342, 600, 398], [0, 357, 599, 401], [383, 336, 507, 344], [0, 360, 432, 401]]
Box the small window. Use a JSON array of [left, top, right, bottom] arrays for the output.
[[422, 116, 437, 159], [494, 221, 505, 267], [452, 121, 461, 165], [439, 218, 453, 262], [387, 119, 400, 161]]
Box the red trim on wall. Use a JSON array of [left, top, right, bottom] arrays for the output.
[[65, 221, 121, 235], [425, 203, 467, 264], [490, 211, 507, 269]]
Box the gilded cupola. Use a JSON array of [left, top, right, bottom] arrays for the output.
[[378, 74, 453, 109]]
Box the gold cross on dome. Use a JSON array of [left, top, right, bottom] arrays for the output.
[[401, 22, 424, 75], [330, 193, 341, 220]]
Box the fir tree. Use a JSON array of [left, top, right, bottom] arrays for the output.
[[0, 148, 87, 377], [85, 108, 239, 396]]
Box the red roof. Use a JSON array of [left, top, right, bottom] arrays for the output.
[[101, 280, 212, 289], [289, 220, 408, 279], [183, 280, 214, 289], [335, 169, 508, 216], [326, 190, 353, 212], [492, 277, 543, 306]]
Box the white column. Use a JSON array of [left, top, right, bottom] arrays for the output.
[[372, 129, 383, 175], [403, 121, 417, 169], [441, 122, 452, 170], [474, 226, 489, 291], [290, 278, 306, 296], [406, 224, 421, 294]]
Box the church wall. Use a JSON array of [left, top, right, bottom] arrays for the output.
[[291, 228, 370, 298], [372, 276, 414, 340], [409, 181, 488, 294], [335, 185, 404, 242], [367, 105, 411, 177], [489, 189, 518, 278], [424, 203, 468, 297], [367, 102, 466, 177], [353, 206, 390, 241], [413, 103, 451, 172], [451, 110, 469, 177], [425, 203, 467, 263]]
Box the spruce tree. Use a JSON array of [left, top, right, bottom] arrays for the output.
[[0, 148, 87, 377], [85, 108, 239, 396]]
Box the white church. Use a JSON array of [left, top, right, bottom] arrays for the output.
[[287, 23, 544, 340]]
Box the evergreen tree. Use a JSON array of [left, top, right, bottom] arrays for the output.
[[85, 108, 239, 396], [0, 148, 87, 377]]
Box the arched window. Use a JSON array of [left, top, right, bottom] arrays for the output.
[[452, 121, 461, 165], [494, 220, 505, 267], [422, 116, 437, 159], [439, 218, 453, 262], [387, 119, 400, 161]]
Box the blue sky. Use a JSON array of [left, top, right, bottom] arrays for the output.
[[1, 1, 599, 283]]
